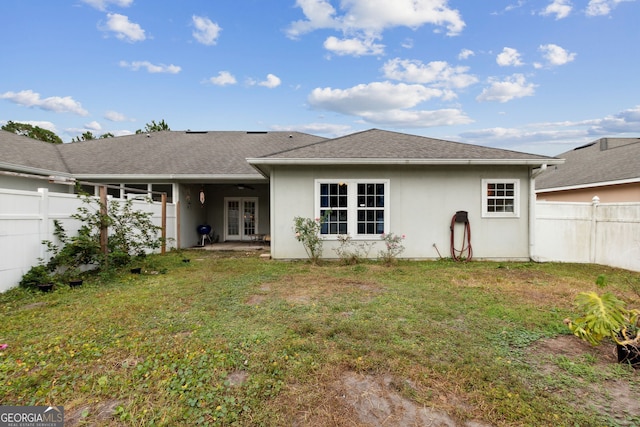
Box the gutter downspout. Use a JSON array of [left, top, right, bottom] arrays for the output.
[[529, 164, 547, 261]]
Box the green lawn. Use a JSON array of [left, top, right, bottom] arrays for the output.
[[1, 251, 638, 426]]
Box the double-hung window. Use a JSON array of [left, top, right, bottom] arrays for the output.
[[482, 179, 519, 217], [356, 183, 385, 234], [319, 182, 348, 234], [317, 180, 388, 237]]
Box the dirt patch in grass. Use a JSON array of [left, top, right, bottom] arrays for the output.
[[248, 273, 383, 306], [65, 399, 125, 427], [528, 335, 640, 426], [290, 371, 492, 427], [227, 370, 249, 387], [21, 301, 48, 310]]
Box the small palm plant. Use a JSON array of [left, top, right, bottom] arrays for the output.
[[565, 276, 639, 367], [565, 291, 639, 346]]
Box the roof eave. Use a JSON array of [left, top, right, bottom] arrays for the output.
[[246, 157, 564, 167], [73, 173, 267, 181], [536, 176, 640, 193], [0, 161, 73, 178]]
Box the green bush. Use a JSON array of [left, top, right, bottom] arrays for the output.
[[19, 265, 53, 290]]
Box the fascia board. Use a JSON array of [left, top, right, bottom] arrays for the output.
[[246, 157, 564, 167], [536, 176, 640, 193], [0, 161, 71, 177], [73, 174, 266, 181]]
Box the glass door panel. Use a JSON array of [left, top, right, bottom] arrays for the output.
[[243, 200, 256, 236], [225, 198, 258, 241]]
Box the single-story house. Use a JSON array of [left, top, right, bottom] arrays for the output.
[[0, 128, 562, 261], [536, 137, 640, 202]]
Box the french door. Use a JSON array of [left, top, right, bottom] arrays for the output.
[[224, 198, 258, 241]]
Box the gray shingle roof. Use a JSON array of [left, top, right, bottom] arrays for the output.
[[1, 130, 326, 177], [0, 130, 70, 173], [536, 138, 640, 190], [1, 128, 562, 180], [258, 128, 559, 162]]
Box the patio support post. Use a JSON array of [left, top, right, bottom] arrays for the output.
[[161, 192, 167, 254]]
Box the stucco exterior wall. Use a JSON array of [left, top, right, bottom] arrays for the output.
[[270, 164, 532, 260], [536, 182, 640, 203], [0, 174, 74, 193]]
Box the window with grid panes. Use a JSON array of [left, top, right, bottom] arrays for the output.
[[319, 183, 348, 234], [482, 179, 519, 217], [317, 180, 389, 236], [357, 183, 385, 234]]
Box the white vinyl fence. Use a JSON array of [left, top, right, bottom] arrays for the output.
[[534, 199, 640, 272], [0, 188, 177, 292]]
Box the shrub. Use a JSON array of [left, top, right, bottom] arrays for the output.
[[70, 194, 163, 268], [43, 219, 100, 280], [333, 234, 374, 265], [29, 193, 164, 288], [293, 215, 326, 264], [19, 265, 53, 290], [378, 232, 406, 265]]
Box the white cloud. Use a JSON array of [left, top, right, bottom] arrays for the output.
[[538, 44, 576, 66], [457, 105, 640, 155], [102, 13, 146, 42], [85, 121, 102, 131], [476, 74, 536, 103], [287, 0, 338, 37], [496, 47, 524, 66], [0, 89, 89, 116], [2, 120, 58, 134], [401, 38, 414, 49], [208, 71, 237, 86], [271, 123, 353, 137], [504, 1, 526, 12], [458, 49, 474, 60], [359, 108, 473, 128], [259, 74, 282, 88], [586, 0, 635, 16], [587, 105, 640, 133], [104, 111, 131, 121], [287, 0, 465, 45], [81, 0, 133, 11], [308, 81, 445, 114], [306, 80, 472, 127], [323, 36, 384, 56], [119, 61, 181, 74], [382, 58, 478, 89], [541, 0, 573, 19], [192, 15, 221, 46]]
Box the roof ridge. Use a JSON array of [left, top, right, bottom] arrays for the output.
[[254, 133, 332, 158]]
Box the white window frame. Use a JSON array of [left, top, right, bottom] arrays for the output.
[[482, 179, 520, 218], [315, 179, 390, 239]]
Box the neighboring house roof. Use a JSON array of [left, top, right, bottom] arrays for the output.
[[248, 129, 562, 174], [0, 130, 326, 180], [0, 130, 71, 176], [536, 138, 640, 191]]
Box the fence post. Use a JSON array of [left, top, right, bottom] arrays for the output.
[[590, 196, 600, 264], [99, 186, 109, 261], [38, 188, 49, 263]]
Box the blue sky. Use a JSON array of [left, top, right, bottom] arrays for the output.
[[1, 0, 639, 155]]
